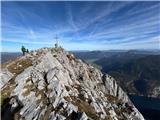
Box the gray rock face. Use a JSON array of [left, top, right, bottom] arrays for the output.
[[1, 47, 144, 120], [149, 86, 160, 98], [0, 69, 13, 89]]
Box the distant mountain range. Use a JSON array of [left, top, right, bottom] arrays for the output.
[[73, 50, 160, 98], [95, 55, 160, 97], [1, 52, 22, 64]]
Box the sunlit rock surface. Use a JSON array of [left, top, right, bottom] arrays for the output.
[[0, 69, 13, 89], [1, 47, 144, 120]]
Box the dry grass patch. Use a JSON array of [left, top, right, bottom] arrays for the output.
[[64, 96, 99, 119], [72, 84, 81, 92], [114, 108, 127, 118], [7, 58, 32, 75], [105, 115, 112, 120], [70, 96, 99, 120], [22, 84, 35, 96], [43, 104, 54, 120], [106, 94, 122, 104], [64, 96, 72, 102], [35, 89, 51, 105], [1, 58, 32, 106], [1, 84, 15, 105]]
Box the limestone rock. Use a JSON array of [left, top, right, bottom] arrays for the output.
[[1, 47, 144, 120], [0, 69, 13, 88]]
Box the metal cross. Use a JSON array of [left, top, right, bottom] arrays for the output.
[[55, 34, 58, 45]]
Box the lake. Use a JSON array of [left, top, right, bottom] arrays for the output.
[[129, 95, 160, 120]]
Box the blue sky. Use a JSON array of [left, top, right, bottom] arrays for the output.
[[1, 1, 160, 52]]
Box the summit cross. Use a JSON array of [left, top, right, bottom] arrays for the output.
[[54, 35, 59, 48]]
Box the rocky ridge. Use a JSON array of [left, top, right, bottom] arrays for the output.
[[1, 47, 144, 120]]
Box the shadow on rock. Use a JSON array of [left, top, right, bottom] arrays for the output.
[[1, 95, 23, 120]]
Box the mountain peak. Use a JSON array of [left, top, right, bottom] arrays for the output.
[[1, 47, 144, 120]]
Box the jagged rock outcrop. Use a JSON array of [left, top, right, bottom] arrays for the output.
[[1, 47, 144, 120], [149, 86, 160, 98], [0, 69, 13, 88]]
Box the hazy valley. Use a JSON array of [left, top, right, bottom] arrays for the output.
[[73, 50, 160, 98]]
